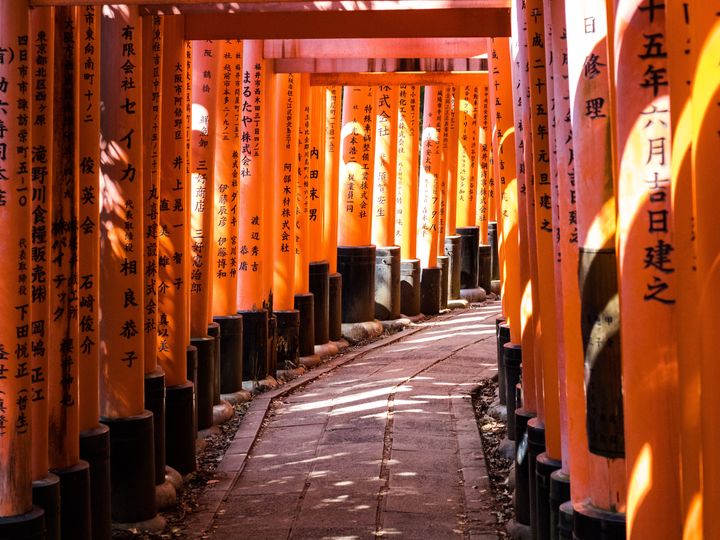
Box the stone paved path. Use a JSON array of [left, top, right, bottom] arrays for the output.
[[204, 303, 502, 540]]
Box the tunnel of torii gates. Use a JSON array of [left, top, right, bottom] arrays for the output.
[[1, 0, 720, 539]]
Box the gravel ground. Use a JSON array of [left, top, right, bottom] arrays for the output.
[[474, 378, 514, 538], [112, 401, 250, 540]]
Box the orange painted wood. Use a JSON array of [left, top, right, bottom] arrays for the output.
[[237, 40, 267, 311], [272, 73, 299, 311], [157, 16, 189, 387], [77, 5, 101, 434], [510, 0, 538, 414], [372, 85, 399, 248], [323, 86, 341, 272], [456, 83, 483, 227], [309, 72, 489, 87], [294, 73, 311, 294], [395, 85, 420, 260], [524, 0, 561, 457], [476, 80, 490, 241], [0, 0, 34, 517], [29, 5, 54, 483], [445, 86, 459, 238], [180, 9, 512, 41], [99, 4, 146, 419], [189, 40, 219, 337], [308, 86, 327, 263], [337, 86, 376, 247], [613, 0, 680, 533], [489, 39, 521, 344], [211, 39, 242, 316], [666, 2, 702, 536], [261, 59, 276, 307], [142, 14, 162, 374], [48, 5, 81, 471], [417, 86, 445, 269], [692, 5, 720, 539]]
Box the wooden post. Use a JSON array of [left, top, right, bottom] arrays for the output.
[[237, 40, 266, 312], [190, 39, 218, 338], [323, 86, 341, 273], [309, 86, 327, 264], [666, 2, 702, 536], [476, 78, 491, 243], [692, 4, 720, 538], [0, 1, 43, 533], [372, 85, 399, 248], [456, 83, 481, 228], [612, 0, 680, 536], [445, 85, 459, 239], [212, 39, 242, 316], [438, 85, 451, 253], [294, 73, 311, 296], [273, 73, 299, 312], [77, 6, 112, 537], [566, 0, 628, 520], [395, 84, 420, 260], [100, 5, 158, 524], [29, 6, 54, 495]]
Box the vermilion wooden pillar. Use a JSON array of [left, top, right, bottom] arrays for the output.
[[337, 86, 377, 323], [666, 2, 702, 537], [28, 8, 59, 534], [475, 78, 490, 243], [0, 1, 45, 536], [323, 86, 343, 340], [565, 0, 628, 530], [692, 4, 720, 538], [100, 5, 159, 526], [77, 6, 112, 539], [613, 0, 681, 537], [47, 8, 91, 539]]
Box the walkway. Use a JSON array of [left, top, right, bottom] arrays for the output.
[[196, 303, 502, 540]]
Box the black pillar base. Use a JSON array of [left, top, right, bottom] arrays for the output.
[[457, 226, 480, 289], [275, 309, 300, 371], [375, 246, 401, 320], [514, 408, 535, 526], [237, 309, 268, 382], [573, 501, 626, 540], [528, 418, 546, 536], [165, 381, 197, 475], [437, 255, 450, 309], [190, 336, 216, 431], [444, 235, 462, 300], [32, 474, 59, 540], [328, 273, 343, 341], [420, 266, 442, 315], [144, 369, 166, 486], [503, 343, 522, 439], [488, 221, 500, 281], [294, 293, 316, 357], [478, 244, 492, 292], [206, 322, 221, 405], [0, 507, 45, 540], [559, 501, 574, 540], [550, 470, 571, 540], [400, 259, 421, 316], [497, 321, 510, 406], [101, 411, 157, 524], [337, 245, 376, 323], [536, 453, 562, 540], [309, 261, 330, 345], [267, 312, 278, 377], [80, 424, 112, 540], [214, 315, 243, 394], [52, 460, 91, 540]]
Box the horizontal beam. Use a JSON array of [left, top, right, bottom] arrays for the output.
[[32, 1, 510, 7], [274, 57, 487, 73], [182, 9, 510, 40], [264, 38, 488, 59], [308, 71, 488, 87]]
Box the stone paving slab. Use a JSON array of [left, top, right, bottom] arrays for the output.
[[187, 302, 503, 539]]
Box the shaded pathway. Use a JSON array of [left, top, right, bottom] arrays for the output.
[[204, 303, 502, 539]]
